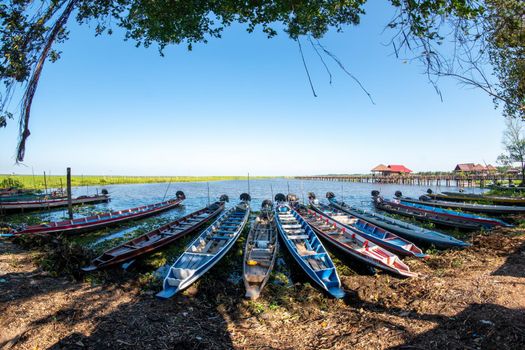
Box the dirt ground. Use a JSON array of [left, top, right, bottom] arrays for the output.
[[1, 227, 524, 350]]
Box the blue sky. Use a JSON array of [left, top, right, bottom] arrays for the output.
[[0, 3, 505, 176]]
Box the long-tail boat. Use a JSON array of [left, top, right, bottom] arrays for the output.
[[0, 192, 110, 213], [82, 196, 227, 271], [426, 189, 525, 207], [243, 199, 279, 300], [305, 193, 426, 258], [0, 191, 66, 203], [373, 191, 511, 230], [0, 188, 35, 197], [326, 192, 470, 249], [5, 192, 186, 237], [157, 194, 251, 299], [294, 200, 417, 278], [395, 191, 525, 215], [274, 193, 345, 298]]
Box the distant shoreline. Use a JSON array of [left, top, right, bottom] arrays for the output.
[[0, 174, 283, 190]]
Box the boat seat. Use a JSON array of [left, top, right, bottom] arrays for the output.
[[220, 225, 239, 230], [185, 252, 215, 257], [285, 228, 305, 234], [251, 247, 271, 253], [254, 241, 269, 249], [287, 234, 309, 240], [215, 230, 235, 235], [212, 235, 231, 240], [170, 267, 192, 280], [326, 230, 341, 235], [282, 224, 302, 229]]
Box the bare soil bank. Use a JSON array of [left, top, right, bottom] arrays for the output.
[[1, 228, 524, 350]]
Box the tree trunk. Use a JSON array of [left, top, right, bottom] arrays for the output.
[[519, 162, 525, 187]]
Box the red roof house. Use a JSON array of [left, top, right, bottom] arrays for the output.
[[454, 163, 476, 172], [387, 165, 413, 174], [371, 164, 412, 176]]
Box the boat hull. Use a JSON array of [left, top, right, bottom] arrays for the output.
[[328, 199, 470, 249], [374, 197, 509, 230], [11, 198, 184, 236], [243, 211, 279, 300], [430, 192, 525, 206], [308, 203, 426, 258], [274, 204, 344, 299], [82, 202, 224, 271], [0, 195, 110, 213], [401, 196, 525, 215], [157, 202, 250, 299]]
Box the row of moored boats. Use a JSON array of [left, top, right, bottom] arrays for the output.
[[3, 186, 511, 300]]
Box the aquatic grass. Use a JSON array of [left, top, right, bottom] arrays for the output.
[[0, 174, 278, 190], [247, 301, 266, 315]]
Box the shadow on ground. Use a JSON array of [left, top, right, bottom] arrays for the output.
[[492, 239, 525, 278]]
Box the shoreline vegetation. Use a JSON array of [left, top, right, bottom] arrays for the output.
[[0, 174, 281, 190]]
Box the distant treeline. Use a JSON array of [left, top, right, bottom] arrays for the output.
[[0, 175, 278, 190]]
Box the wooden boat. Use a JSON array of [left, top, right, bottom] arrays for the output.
[[326, 192, 470, 249], [274, 194, 345, 298], [305, 195, 426, 258], [0, 191, 66, 202], [157, 194, 251, 299], [5, 192, 186, 237], [395, 191, 525, 215], [0, 188, 35, 197], [373, 191, 511, 230], [294, 202, 417, 278], [426, 189, 525, 207], [0, 192, 110, 213], [82, 198, 226, 271], [243, 199, 279, 300]]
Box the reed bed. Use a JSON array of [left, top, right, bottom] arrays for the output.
[[0, 174, 276, 190]]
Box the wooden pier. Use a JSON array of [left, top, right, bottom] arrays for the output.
[[295, 174, 519, 188]]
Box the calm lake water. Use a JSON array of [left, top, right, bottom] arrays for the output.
[[33, 178, 485, 223]]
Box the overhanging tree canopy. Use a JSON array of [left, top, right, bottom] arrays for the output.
[[1, 0, 524, 161]]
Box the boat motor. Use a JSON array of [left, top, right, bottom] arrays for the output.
[[286, 193, 298, 203], [371, 190, 380, 197], [326, 192, 335, 199], [427, 189, 433, 194], [274, 193, 286, 203], [308, 192, 319, 206], [261, 199, 273, 209], [372, 194, 384, 206], [176, 191, 186, 200], [240, 193, 251, 202], [219, 194, 229, 203], [394, 191, 403, 198]]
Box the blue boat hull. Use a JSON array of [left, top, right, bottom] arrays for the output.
[[275, 204, 344, 299]]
